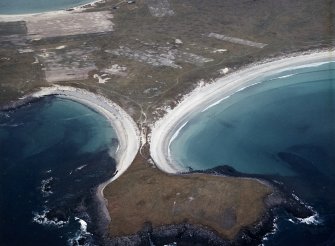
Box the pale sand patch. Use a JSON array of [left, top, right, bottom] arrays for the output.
[[45, 67, 93, 82], [37, 47, 98, 82], [108, 46, 213, 68], [145, 0, 174, 17], [212, 49, 228, 53], [150, 50, 335, 174], [209, 33, 267, 49], [219, 67, 230, 75], [55, 45, 66, 50], [103, 64, 127, 76], [0, 3, 113, 41], [25, 11, 113, 39], [93, 74, 111, 84]]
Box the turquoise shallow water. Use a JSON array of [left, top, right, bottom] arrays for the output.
[[170, 61, 335, 245], [0, 0, 93, 15], [0, 97, 118, 245], [170, 62, 335, 176]]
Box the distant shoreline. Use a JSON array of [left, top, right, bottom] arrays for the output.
[[150, 50, 335, 174], [0, 0, 104, 21]]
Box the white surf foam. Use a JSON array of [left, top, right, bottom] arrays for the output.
[[260, 216, 279, 244], [167, 121, 188, 159], [201, 97, 226, 112], [296, 213, 322, 225], [75, 217, 88, 232], [40, 177, 53, 197], [67, 217, 92, 246], [288, 61, 335, 70], [277, 73, 297, 79], [33, 208, 69, 227], [168, 121, 188, 147], [291, 193, 323, 225], [75, 164, 87, 171]]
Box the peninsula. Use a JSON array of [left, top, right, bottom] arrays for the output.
[[0, 0, 334, 245]]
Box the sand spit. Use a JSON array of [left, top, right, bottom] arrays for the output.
[[150, 50, 335, 174], [30, 85, 140, 183]]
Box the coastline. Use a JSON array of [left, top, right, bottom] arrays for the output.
[[1, 0, 334, 243], [29, 85, 140, 181], [150, 50, 335, 174], [0, 86, 316, 245], [28, 85, 140, 225], [0, 0, 105, 21]]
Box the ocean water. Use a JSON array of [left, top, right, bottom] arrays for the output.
[[0, 97, 118, 246], [0, 0, 93, 15], [170, 61, 335, 245]]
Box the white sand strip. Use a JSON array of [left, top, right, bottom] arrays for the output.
[[208, 33, 267, 48], [150, 50, 335, 174], [30, 85, 140, 182]]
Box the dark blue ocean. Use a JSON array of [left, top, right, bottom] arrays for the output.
[[170, 61, 335, 245], [0, 0, 93, 14], [0, 97, 118, 246]]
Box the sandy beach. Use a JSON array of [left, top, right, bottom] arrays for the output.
[[31, 85, 140, 181], [150, 50, 335, 174], [29, 85, 140, 224]]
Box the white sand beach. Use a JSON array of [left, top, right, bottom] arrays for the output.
[[31, 85, 140, 182], [29, 85, 140, 221], [30, 86, 140, 223], [150, 50, 335, 174]]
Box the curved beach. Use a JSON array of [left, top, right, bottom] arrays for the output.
[[150, 50, 335, 174], [30, 85, 140, 224], [31, 85, 140, 182]]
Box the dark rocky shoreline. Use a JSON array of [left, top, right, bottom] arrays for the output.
[[0, 98, 118, 246], [0, 95, 42, 112], [0, 95, 316, 246], [102, 164, 315, 246], [105, 208, 274, 246]]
